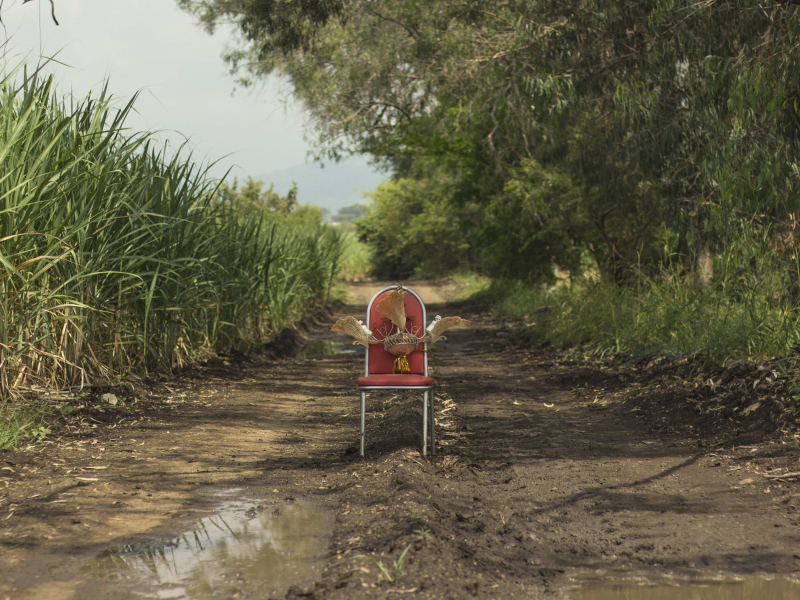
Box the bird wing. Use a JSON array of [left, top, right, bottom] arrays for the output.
[[424, 316, 469, 344], [375, 289, 407, 331], [331, 316, 377, 347]]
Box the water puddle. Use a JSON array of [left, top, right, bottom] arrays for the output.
[[567, 573, 800, 600], [296, 340, 357, 358], [84, 497, 331, 599]]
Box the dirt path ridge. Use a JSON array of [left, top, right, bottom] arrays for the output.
[[2, 281, 800, 600]]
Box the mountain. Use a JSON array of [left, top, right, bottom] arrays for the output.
[[255, 161, 387, 212]]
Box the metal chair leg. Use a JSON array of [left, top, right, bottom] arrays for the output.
[[360, 390, 366, 457], [422, 390, 428, 457], [430, 385, 436, 456]]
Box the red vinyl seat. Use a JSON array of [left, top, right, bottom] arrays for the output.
[[356, 285, 435, 457], [356, 374, 435, 387]]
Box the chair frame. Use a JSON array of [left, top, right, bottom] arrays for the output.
[[358, 285, 435, 457]]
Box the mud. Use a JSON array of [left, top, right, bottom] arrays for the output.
[[85, 493, 331, 599], [2, 280, 800, 600]]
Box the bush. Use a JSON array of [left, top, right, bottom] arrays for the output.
[[357, 178, 470, 279], [470, 249, 800, 367]]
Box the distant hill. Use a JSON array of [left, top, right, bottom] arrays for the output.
[[255, 161, 386, 212]]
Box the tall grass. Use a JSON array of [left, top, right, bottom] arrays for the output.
[[469, 248, 800, 366], [337, 230, 374, 282], [0, 63, 343, 398]]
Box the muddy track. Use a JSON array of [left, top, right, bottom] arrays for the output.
[[2, 282, 800, 600]]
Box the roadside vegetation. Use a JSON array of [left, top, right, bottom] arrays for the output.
[[0, 63, 344, 447], [336, 230, 373, 282], [325, 205, 374, 282], [461, 263, 800, 367], [182, 0, 800, 370]]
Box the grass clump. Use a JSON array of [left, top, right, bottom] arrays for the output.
[[374, 544, 411, 584], [0, 403, 49, 450]]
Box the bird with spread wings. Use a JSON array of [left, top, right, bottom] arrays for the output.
[[330, 286, 468, 373]]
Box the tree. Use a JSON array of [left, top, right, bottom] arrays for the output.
[[330, 204, 368, 224], [177, 0, 345, 53], [219, 176, 324, 226], [184, 0, 800, 284], [356, 177, 470, 279]]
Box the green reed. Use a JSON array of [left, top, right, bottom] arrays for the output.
[[0, 63, 343, 397]]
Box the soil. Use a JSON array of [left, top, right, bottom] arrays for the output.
[[3, 280, 800, 600]]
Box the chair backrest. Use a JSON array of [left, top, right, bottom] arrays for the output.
[[365, 285, 428, 376]]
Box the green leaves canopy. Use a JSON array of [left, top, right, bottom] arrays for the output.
[[183, 0, 800, 281]]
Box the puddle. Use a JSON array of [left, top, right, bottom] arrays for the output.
[[84, 498, 331, 599], [296, 340, 357, 358], [568, 574, 800, 600]]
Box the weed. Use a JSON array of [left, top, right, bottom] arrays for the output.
[[0, 402, 50, 450], [775, 361, 800, 402], [374, 544, 411, 584], [414, 526, 431, 541], [451, 272, 493, 300], [26, 425, 48, 443]]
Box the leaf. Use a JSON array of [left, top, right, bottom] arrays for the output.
[[742, 402, 761, 416]]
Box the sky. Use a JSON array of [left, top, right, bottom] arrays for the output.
[[0, 0, 382, 209]]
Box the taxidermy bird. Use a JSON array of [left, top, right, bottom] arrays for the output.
[[375, 289, 407, 331], [330, 286, 469, 373]]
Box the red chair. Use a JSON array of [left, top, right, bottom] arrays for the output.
[[356, 285, 435, 457]]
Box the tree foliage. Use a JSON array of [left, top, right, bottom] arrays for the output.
[[177, 0, 345, 53], [184, 0, 800, 282], [357, 177, 470, 279], [331, 204, 369, 224], [219, 176, 325, 226]]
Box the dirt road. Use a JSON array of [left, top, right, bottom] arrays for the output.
[[2, 281, 800, 600]]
